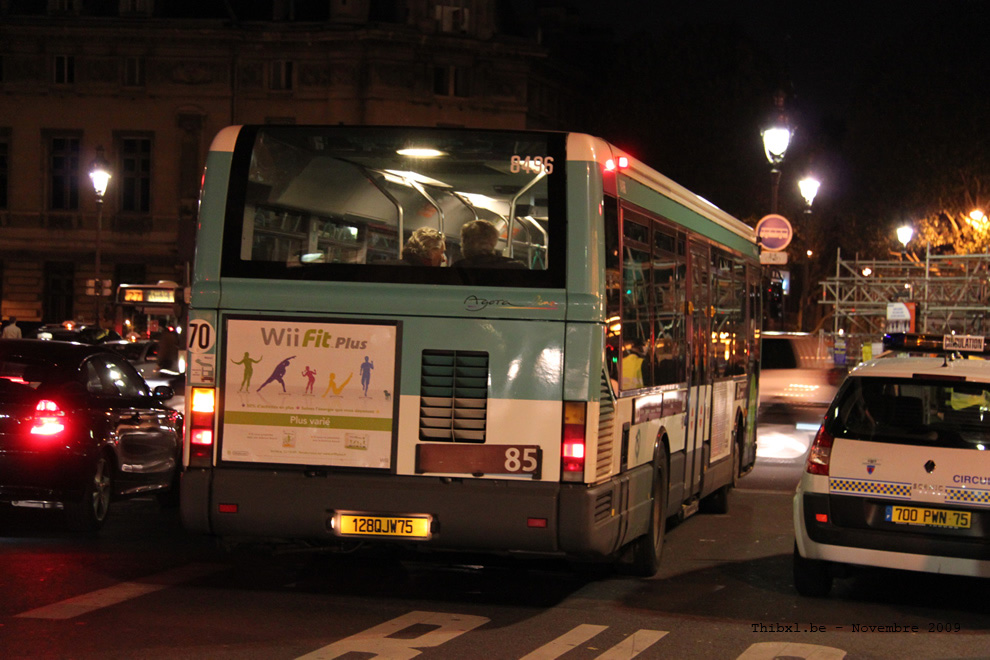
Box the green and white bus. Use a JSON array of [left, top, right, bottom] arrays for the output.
[[180, 125, 761, 575]]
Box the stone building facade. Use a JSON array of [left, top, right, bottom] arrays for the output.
[[0, 0, 570, 330]]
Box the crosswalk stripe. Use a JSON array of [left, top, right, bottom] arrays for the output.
[[15, 563, 223, 620]]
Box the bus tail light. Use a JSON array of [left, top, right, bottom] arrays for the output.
[[805, 425, 834, 476], [188, 387, 216, 468], [561, 402, 586, 482]]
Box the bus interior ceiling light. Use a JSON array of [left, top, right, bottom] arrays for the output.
[[396, 147, 446, 158]]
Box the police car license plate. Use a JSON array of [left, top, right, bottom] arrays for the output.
[[885, 505, 971, 529], [335, 513, 432, 539]]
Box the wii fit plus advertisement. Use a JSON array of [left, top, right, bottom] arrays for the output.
[[221, 318, 398, 468]]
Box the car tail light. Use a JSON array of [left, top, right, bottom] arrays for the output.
[[188, 387, 215, 468], [30, 399, 66, 436], [805, 425, 834, 476], [561, 402, 586, 482]]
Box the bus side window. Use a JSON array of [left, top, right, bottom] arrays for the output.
[[604, 194, 620, 386]]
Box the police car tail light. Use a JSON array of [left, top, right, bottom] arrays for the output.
[[806, 425, 834, 476]]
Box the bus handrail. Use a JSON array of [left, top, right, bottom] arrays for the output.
[[508, 170, 547, 258]]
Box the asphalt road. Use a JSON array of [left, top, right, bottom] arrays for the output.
[[2, 425, 989, 659]]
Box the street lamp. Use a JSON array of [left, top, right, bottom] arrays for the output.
[[798, 176, 820, 211], [761, 126, 791, 213], [89, 147, 111, 327], [795, 178, 820, 331], [896, 225, 914, 248]]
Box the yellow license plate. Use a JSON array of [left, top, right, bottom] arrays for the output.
[[335, 513, 432, 539], [886, 505, 971, 529]]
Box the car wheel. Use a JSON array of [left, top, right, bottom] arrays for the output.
[[793, 543, 833, 597], [629, 443, 668, 577], [66, 454, 112, 532]]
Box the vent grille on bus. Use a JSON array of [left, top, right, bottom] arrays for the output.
[[419, 350, 489, 443], [596, 371, 616, 479], [594, 491, 613, 522]]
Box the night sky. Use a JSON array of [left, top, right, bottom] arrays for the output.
[[566, 0, 988, 258]]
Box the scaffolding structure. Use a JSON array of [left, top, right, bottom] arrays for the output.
[[818, 248, 990, 358]]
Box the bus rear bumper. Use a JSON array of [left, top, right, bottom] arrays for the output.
[[180, 467, 638, 558]]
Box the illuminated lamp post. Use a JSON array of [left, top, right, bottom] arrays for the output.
[[761, 126, 791, 213], [798, 176, 820, 211], [795, 177, 820, 330], [897, 225, 914, 249], [89, 147, 111, 328]]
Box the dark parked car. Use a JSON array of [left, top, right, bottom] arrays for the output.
[[105, 339, 161, 379], [35, 324, 123, 344], [0, 339, 182, 531]]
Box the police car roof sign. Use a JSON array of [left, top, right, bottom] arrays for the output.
[[755, 214, 793, 252]]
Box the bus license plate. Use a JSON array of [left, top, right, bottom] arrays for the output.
[[336, 513, 432, 539], [885, 505, 971, 529]]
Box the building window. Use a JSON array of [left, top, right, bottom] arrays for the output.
[[43, 261, 75, 324], [123, 57, 146, 87], [269, 60, 294, 91], [48, 0, 80, 15], [433, 65, 470, 98], [119, 0, 154, 16], [54, 55, 75, 85], [115, 263, 146, 287], [120, 137, 151, 213], [435, 5, 469, 33], [0, 132, 8, 210], [49, 136, 80, 211]]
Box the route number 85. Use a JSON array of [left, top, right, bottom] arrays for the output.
[[504, 447, 539, 473]]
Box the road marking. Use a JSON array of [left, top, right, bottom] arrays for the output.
[[520, 624, 608, 660], [596, 629, 669, 659], [738, 642, 846, 660], [15, 563, 223, 620], [297, 611, 489, 660], [522, 624, 668, 660]]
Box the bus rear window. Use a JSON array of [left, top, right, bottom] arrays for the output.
[[220, 126, 566, 287]]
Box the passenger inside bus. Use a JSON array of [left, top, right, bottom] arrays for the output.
[[452, 219, 526, 269], [395, 227, 446, 267]]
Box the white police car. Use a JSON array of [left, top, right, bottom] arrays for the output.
[[793, 333, 990, 596]]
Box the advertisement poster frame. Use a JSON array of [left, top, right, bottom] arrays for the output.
[[218, 315, 402, 470]]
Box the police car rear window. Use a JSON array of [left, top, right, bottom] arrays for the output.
[[829, 376, 990, 449]]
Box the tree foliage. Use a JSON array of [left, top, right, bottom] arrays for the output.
[[912, 211, 990, 257]]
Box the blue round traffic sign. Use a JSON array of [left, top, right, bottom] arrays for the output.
[[755, 214, 793, 252]]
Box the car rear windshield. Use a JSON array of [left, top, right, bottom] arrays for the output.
[[0, 357, 67, 399], [828, 376, 990, 449]]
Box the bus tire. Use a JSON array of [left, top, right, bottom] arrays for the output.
[[700, 419, 743, 515], [629, 442, 668, 577]]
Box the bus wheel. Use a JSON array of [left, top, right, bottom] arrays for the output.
[[630, 443, 668, 577], [700, 421, 742, 515]]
